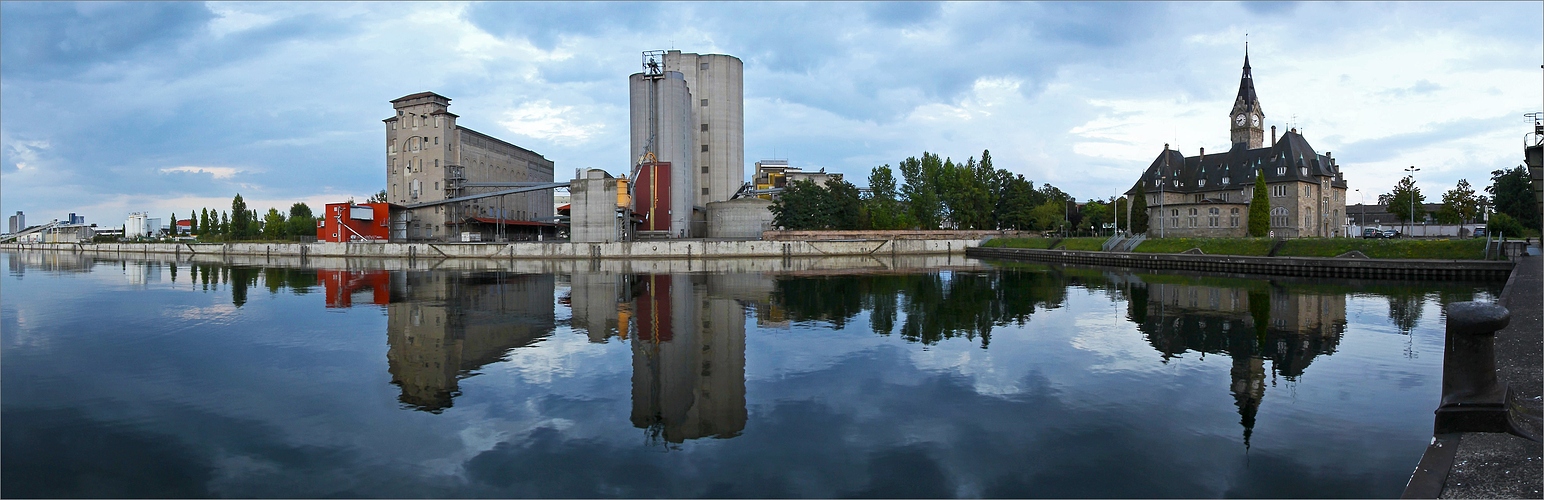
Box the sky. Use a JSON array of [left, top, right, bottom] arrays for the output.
[[2, 1, 1540, 226]]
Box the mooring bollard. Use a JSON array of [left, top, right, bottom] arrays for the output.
[[1434, 301, 1511, 435]]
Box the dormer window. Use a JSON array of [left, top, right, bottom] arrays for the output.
[[1199, 179, 1207, 187], [1221, 177, 1231, 185], [1300, 166, 1309, 176], [1276, 166, 1286, 176]]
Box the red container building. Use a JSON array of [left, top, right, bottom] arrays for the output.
[[318, 202, 393, 242]]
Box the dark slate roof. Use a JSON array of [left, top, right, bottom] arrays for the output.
[[1126, 130, 1347, 196], [391, 91, 451, 104], [1236, 53, 1258, 113]]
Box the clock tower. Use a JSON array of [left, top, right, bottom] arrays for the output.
[[1229, 48, 1265, 149]]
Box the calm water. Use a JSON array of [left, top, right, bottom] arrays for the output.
[[0, 251, 1503, 498]]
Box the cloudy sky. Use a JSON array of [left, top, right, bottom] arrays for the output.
[[2, 1, 1540, 225]]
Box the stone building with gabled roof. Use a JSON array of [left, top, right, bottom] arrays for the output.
[[1126, 51, 1349, 238]]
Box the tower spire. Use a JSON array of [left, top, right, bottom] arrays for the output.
[[1230, 40, 1265, 148]]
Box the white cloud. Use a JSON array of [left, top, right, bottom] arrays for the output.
[[498, 100, 602, 145], [4, 139, 51, 171], [159, 166, 245, 179]]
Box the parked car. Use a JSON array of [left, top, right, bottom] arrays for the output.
[[1472, 227, 1487, 238], [1362, 228, 1381, 239], [1381, 229, 1401, 239]]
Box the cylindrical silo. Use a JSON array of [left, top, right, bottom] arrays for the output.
[[629, 71, 696, 237]]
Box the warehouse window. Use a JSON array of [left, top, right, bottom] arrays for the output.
[[700, 62, 709, 70], [701, 99, 708, 107], [701, 124, 708, 131], [702, 166, 709, 174], [702, 188, 710, 196], [701, 144, 709, 152]]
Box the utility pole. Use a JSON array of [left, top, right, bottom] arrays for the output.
[[1404, 166, 1420, 237]]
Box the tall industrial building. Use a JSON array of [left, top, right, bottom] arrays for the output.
[[629, 68, 697, 236], [629, 50, 745, 233], [8, 211, 23, 234], [385, 92, 556, 241]]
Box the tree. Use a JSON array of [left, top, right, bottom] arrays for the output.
[[826, 178, 867, 230], [1029, 200, 1066, 232], [170, 212, 177, 237], [198, 208, 209, 235], [1489, 165, 1540, 232], [1081, 200, 1110, 236], [262, 208, 287, 239], [231, 194, 251, 240], [771, 179, 827, 230], [770, 179, 865, 230], [996, 174, 1038, 230], [1436, 179, 1480, 235], [865, 165, 910, 230], [1248, 169, 1270, 237], [220, 211, 230, 235], [1488, 212, 1526, 237], [368, 190, 388, 203], [288, 203, 316, 239], [1130, 186, 1149, 234], [1380, 175, 1425, 226], [899, 153, 943, 230]]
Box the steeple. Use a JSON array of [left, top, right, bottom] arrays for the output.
[[1230, 43, 1266, 149]]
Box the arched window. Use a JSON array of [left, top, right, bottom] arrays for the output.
[[1229, 207, 1240, 227], [1208, 207, 1220, 228], [1271, 206, 1289, 227], [1188, 208, 1198, 227]]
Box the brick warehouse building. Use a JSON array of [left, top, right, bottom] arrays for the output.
[[1127, 51, 1349, 238]]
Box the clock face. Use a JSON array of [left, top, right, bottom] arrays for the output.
[[1251, 114, 1260, 126], [1235, 114, 1246, 126]]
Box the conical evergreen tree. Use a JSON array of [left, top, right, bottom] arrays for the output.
[[1130, 184, 1149, 234], [1249, 169, 1270, 237]]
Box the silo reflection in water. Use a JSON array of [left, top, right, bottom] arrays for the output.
[[628, 274, 747, 444]]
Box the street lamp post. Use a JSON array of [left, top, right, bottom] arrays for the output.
[[1355, 188, 1364, 236], [1404, 166, 1420, 238]]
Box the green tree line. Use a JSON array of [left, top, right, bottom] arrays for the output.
[[183, 194, 319, 241], [772, 149, 1126, 234]]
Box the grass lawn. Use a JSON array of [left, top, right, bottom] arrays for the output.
[[1276, 238, 1488, 260], [1131, 237, 1275, 256], [981, 236, 1493, 260], [981, 237, 1057, 249]]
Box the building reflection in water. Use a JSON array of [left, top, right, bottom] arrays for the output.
[[568, 273, 750, 445], [1131, 281, 1346, 448], [323, 269, 556, 413]]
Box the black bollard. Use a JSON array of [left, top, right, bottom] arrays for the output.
[[1434, 301, 1511, 435]]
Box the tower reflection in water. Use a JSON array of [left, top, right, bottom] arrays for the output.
[[569, 273, 749, 444], [1131, 281, 1345, 447]]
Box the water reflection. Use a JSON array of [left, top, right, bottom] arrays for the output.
[[1134, 281, 1344, 447], [321, 269, 748, 437], [769, 271, 1071, 348], [568, 273, 750, 444], [5, 251, 1517, 497]]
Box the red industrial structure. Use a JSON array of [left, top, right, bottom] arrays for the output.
[[633, 161, 672, 232], [318, 202, 394, 242]]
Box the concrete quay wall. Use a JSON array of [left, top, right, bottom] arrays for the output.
[[2, 238, 982, 261], [967, 246, 1515, 280]]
